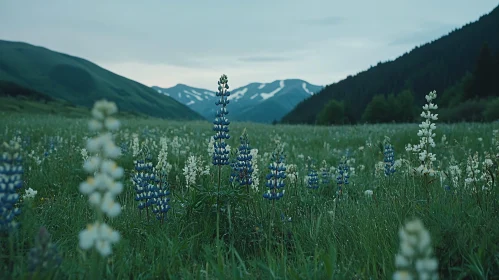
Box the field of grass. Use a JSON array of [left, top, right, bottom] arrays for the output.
[[0, 106, 498, 279]]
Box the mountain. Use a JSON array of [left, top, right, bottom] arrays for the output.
[[153, 79, 323, 123], [0, 40, 203, 120], [281, 4, 499, 124]]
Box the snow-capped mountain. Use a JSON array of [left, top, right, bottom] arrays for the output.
[[152, 79, 324, 123]]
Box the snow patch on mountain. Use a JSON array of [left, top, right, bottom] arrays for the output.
[[228, 87, 248, 101], [302, 82, 313, 95], [186, 100, 195, 106], [258, 83, 266, 89], [250, 93, 259, 100], [260, 80, 285, 100]]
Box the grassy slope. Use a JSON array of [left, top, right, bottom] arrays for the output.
[[0, 40, 204, 120]]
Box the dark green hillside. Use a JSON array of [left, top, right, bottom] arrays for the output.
[[0, 40, 204, 120], [281, 4, 499, 124]]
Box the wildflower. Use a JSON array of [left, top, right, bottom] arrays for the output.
[[131, 133, 140, 158], [364, 189, 373, 196], [156, 137, 172, 177], [336, 158, 350, 197], [405, 90, 438, 177], [212, 74, 231, 167], [263, 145, 286, 200], [384, 144, 396, 176], [81, 148, 89, 162], [132, 160, 157, 212], [250, 149, 260, 191], [307, 163, 319, 190], [320, 160, 330, 185], [183, 155, 202, 189], [286, 164, 299, 185], [464, 152, 481, 193], [230, 130, 254, 192], [0, 140, 23, 231], [152, 182, 171, 223], [393, 219, 438, 280], [79, 100, 123, 257], [79, 222, 120, 257], [23, 187, 38, 200], [28, 227, 62, 272]]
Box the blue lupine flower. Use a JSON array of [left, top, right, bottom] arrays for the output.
[[22, 136, 31, 148], [132, 160, 157, 212], [120, 142, 128, 155], [152, 187, 171, 223], [263, 152, 286, 200], [384, 144, 396, 176], [0, 145, 23, 231], [230, 131, 254, 191], [321, 167, 330, 186], [212, 74, 231, 166], [336, 160, 349, 196], [307, 168, 319, 189], [28, 227, 62, 272]]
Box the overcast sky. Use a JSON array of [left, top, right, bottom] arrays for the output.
[[0, 1, 497, 90]]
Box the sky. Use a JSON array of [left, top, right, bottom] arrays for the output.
[[0, 1, 498, 90]]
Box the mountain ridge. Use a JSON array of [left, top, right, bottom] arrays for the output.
[[153, 79, 323, 123], [0, 40, 204, 120]]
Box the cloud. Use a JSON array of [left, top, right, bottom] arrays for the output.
[[389, 22, 458, 46], [238, 56, 293, 63], [298, 16, 345, 26]]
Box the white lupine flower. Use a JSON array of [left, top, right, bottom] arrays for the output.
[[406, 91, 438, 177], [101, 160, 124, 179], [250, 149, 260, 191], [83, 156, 101, 173], [23, 188, 38, 200], [286, 164, 299, 184], [207, 136, 215, 158], [183, 155, 203, 189], [104, 117, 120, 131], [88, 119, 103, 131], [131, 133, 140, 158], [393, 219, 438, 280], [79, 100, 123, 257], [79, 222, 120, 257], [156, 137, 172, 176]]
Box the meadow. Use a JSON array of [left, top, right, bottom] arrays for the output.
[[0, 90, 498, 279]]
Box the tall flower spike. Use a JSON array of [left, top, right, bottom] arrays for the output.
[[393, 219, 438, 280], [307, 161, 319, 189], [78, 100, 123, 257], [384, 144, 396, 176], [212, 74, 231, 166], [0, 140, 23, 232], [336, 159, 350, 197], [28, 227, 62, 272], [405, 90, 438, 177], [263, 147, 286, 200], [231, 130, 254, 192]]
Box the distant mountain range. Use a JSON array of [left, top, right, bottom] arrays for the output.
[[0, 40, 203, 120], [153, 79, 323, 123]]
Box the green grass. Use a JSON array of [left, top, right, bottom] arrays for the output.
[[0, 40, 203, 120], [0, 111, 498, 279]]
